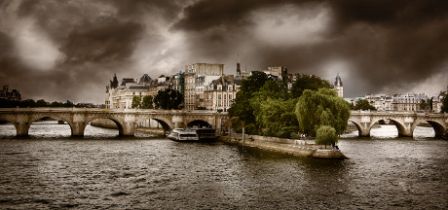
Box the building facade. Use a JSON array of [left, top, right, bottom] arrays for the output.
[[106, 74, 152, 109], [392, 93, 428, 112], [184, 63, 224, 110], [203, 75, 241, 111], [365, 94, 394, 111]]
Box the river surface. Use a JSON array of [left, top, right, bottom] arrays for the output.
[[0, 121, 447, 209]]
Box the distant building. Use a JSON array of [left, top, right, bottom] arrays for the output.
[[365, 94, 394, 111], [392, 93, 428, 112], [334, 74, 343, 98], [105, 74, 152, 109], [432, 96, 443, 113], [0, 85, 21, 101], [184, 63, 224, 110], [203, 75, 241, 111]]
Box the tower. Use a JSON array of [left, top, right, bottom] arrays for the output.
[[236, 63, 241, 76], [334, 73, 343, 98]]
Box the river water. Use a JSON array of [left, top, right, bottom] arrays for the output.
[[0, 121, 447, 209]]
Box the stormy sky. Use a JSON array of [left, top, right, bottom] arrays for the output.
[[0, 0, 447, 103]]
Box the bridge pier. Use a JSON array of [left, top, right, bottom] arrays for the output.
[[71, 122, 86, 137], [120, 122, 136, 136], [359, 127, 370, 137], [15, 122, 30, 137]]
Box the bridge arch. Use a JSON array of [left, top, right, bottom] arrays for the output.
[[412, 119, 446, 139], [28, 115, 74, 137], [186, 119, 213, 128], [0, 115, 20, 136], [369, 118, 408, 137], [348, 120, 363, 136], [85, 116, 125, 136], [150, 117, 173, 131]]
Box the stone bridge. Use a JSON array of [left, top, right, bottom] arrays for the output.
[[0, 108, 229, 137], [349, 111, 448, 138], [1, 108, 447, 139]]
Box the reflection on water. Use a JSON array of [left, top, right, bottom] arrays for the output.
[[413, 126, 436, 139], [0, 122, 447, 209], [29, 121, 71, 137]]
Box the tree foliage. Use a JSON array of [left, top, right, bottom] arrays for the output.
[[315, 125, 338, 146], [291, 74, 332, 98], [229, 71, 271, 134], [441, 92, 448, 113], [419, 99, 432, 111], [256, 98, 299, 138], [295, 88, 350, 137], [353, 99, 376, 111], [154, 89, 183, 110], [229, 72, 336, 138], [141, 95, 153, 109], [131, 96, 141, 109], [0, 98, 85, 108]]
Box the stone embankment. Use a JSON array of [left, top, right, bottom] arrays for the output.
[[220, 134, 347, 159]]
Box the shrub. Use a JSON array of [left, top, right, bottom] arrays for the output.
[[316, 125, 338, 146]]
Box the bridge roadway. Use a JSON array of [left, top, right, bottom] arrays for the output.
[[0, 108, 229, 137], [0, 108, 447, 139]]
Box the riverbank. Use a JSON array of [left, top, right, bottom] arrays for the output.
[[220, 134, 347, 159]]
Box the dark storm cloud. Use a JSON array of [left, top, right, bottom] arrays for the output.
[[0, 0, 184, 102], [174, 0, 448, 96], [0, 0, 447, 103]]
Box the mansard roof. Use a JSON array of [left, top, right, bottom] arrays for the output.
[[139, 74, 152, 84]]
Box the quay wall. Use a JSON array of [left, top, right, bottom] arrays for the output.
[[220, 134, 347, 159]]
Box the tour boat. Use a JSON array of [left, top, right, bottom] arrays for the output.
[[167, 128, 199, 141], [193, 127, 217, 141]]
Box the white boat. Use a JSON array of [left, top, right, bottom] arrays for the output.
[[167, 128, 199, 141]]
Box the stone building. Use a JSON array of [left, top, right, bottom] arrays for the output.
[[184, 63, 224, 110], [203, 75, 241, 111], [365, 94, 394, 111], [432, 96, 444, 113], [392, 93, 428, 112], [0, 85, 21, 101], [105, 74, 152, 109]]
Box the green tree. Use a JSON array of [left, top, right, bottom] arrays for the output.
[[240, 71, 271, 94], [441, 93, 448, 113], [154, 89, 183, 109], [419, 99, 432, 111], [250, 80, 289, 132], [36, 99, 48, 107], [132, 96, 142, 109], [257, 98, 299, 138], [229, 72, 270, 134], [353, 99, 376, 111], [295, 88, 350, 137], [291, 74, 332, 98], [315, 125, 338, 147], [141, 95, 153, 109]]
